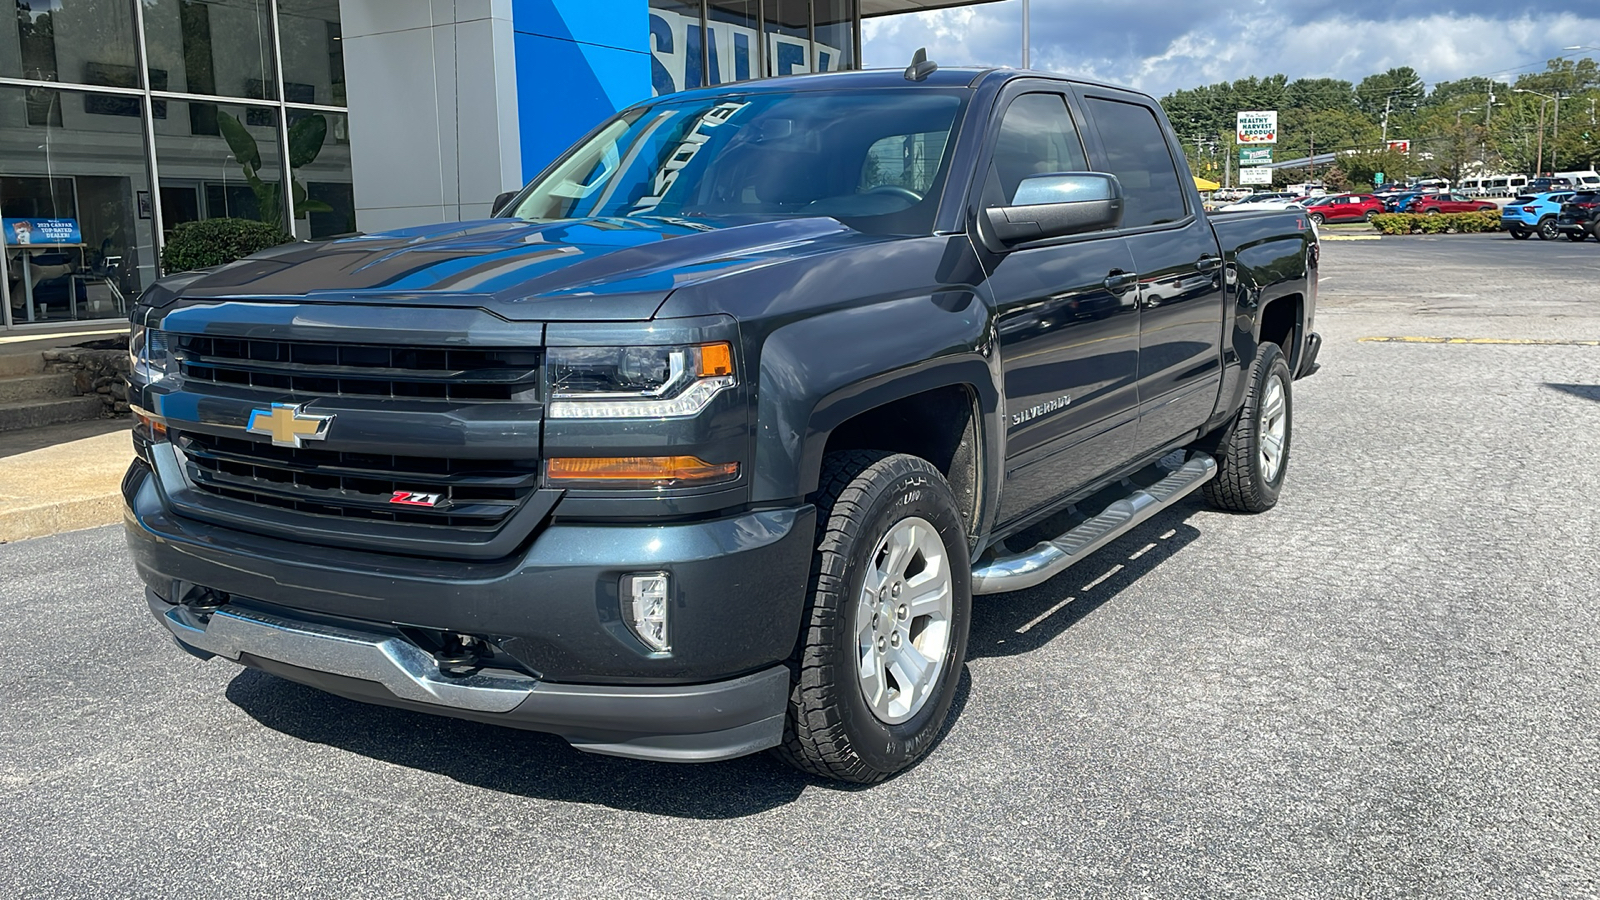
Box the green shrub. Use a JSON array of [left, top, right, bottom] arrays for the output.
[[1369, 212, 1501, 235], [160, 218, 295, 272]]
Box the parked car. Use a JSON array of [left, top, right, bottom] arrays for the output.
[[1385, 191, 1429, 212], [1529, 177, 1576, 194], [1303, 193, 1384, 225], [123, 64, 1320, 783], [1499, 192, 1575, 240], [1218, 192, 1304, 211], [1411, 193, 1497, 215], [1554, 170, 1600, 191], [1555, 191, 1600, 241]]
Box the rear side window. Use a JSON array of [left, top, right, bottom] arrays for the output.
[[1082, 97, 1187, 227], [981, 92, 1090, 208]]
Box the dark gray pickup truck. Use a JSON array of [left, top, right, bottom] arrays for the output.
[[125, 62, 1319, 783]]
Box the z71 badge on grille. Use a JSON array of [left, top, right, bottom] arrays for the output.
[[390, 491, 447, 508], [245, 403, 334, 448]]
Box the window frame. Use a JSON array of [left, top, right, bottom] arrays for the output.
[[1072, 86, 1197, 235], [962, 79, 1106, 250]]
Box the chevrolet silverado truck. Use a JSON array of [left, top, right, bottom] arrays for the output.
[[125, 61, 1320, 784]]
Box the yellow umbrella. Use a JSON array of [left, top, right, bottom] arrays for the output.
[[1193, 175, 1221, 191]]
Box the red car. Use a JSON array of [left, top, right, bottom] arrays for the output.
[[1304, 193, 1384, 224], [1411, 193, 1497, 215]]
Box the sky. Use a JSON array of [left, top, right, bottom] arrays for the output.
[[861, 1, 1600, 98]]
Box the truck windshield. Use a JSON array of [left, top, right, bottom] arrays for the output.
[[504, 89, 968, 235]]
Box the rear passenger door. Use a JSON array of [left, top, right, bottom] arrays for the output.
[[1076, 90, 1226, 452], [979, 86, 1143, 528]]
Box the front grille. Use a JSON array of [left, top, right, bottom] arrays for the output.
[[176, 335, 541, 402], [174, 431, 541, 529]]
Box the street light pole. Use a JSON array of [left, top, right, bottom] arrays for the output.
[[1021, 0, 1030, 69]]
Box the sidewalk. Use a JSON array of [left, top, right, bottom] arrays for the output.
[[0, 421, 132, 543]]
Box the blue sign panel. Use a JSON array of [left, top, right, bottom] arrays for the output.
[[4, 218, 82, 246]]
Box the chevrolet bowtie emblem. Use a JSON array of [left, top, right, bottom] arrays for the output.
[[246, 403, 335, 448]]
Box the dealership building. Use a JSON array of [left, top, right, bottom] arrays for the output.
[[0, 0, 980, 332]]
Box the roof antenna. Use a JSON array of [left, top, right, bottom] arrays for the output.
[[904, 47, 938, 82]]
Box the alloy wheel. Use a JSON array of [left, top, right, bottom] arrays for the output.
[[855, 516, 953, 725], [1259, 374, 1288, 483]]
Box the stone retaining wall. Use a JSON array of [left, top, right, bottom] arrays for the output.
[[42, 341, 131, 416]]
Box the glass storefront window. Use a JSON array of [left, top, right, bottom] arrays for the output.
[[764, 0, 810, 77], [141, 0, 275, 101], [706, 0, 758, 85], [0, 84, 155, 325], [277, 0, 344, 107], [648, 0, 704, 97], [2, 0, 141, 94], [154, 98, 284, 234], [290, 108, 353, 239], [814, 0, 856, 73]]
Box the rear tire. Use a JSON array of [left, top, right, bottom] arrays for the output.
[[775, 451, 972, 784], [1537, 217, 1558, 240], [1203, 342, 1292, 514]]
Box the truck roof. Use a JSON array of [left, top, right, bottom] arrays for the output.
[[656, 66, 1142, 97]]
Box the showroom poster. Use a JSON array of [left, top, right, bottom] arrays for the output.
[[3, 218, 82, 246]]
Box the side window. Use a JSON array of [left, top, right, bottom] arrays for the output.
[[860, 131, 952, 195], [982, 92, 1089, 209], [1082, 97, 1188, 227]]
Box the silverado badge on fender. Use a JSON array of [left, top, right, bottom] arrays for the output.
[[245, 403, 335, 448]]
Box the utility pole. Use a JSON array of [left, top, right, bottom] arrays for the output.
[[1308, 132, 1315, 182], [1535, 100, 1547, 177], [1552, 92, 1562, 173], [1382, 95, 1393, 143], [1021, 0, 1030, 69]]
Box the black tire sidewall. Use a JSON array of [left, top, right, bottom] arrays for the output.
[[824, 459, 972, 774], [1237, 344, 1294, 505]]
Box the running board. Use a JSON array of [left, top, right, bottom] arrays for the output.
[[970, 454, 1217, 595]]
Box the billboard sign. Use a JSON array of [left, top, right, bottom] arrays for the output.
[[1387, 140, 1411, 153], [1239, 147, 1274, 166], [1236, 110, 1278, 145], [1239, 167, 1274, 185]]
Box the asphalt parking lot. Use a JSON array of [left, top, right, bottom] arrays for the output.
[[3, 233, 1598, 899]]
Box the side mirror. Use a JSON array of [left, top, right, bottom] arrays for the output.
[[983, 172, 1124, 247], [491, 190, 518, 216]]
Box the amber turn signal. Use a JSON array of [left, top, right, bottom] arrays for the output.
[[697, 342, 733, 377], [546, 455, 739, 487]]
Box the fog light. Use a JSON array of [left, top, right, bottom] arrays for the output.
[[622, 572, 671, 653]]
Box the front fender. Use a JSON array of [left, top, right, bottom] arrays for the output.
[[750, 291, 998, 504]]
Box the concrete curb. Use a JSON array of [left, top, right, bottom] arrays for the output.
[[0, 430, 131, 543]]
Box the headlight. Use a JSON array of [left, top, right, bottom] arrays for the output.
[[547, 342, 735, 418], [128, 324, 173, 385]]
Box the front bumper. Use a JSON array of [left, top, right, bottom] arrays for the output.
[[125, 460, 814, 762], [147, 592, 790, 761]]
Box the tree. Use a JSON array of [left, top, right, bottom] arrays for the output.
[[1356, 67, 1425, 138], [1285, 78, 1356, 112]]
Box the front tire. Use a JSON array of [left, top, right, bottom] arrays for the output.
[[1202, 342, 1293, 514], [775, 451, 972, 783], [1511, 229, 1531, 240], [1309, 212, 1325, 225], [1567, 230, 1588, 242]]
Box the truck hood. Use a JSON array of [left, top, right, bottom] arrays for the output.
[[144, 216, 883, 321]]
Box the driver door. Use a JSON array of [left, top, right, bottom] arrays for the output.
[[979, 88, 1142, 528]]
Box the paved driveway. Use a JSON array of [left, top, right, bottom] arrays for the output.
[[2, 233, 1597, 899]]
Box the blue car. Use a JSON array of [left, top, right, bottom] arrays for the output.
[[1501, 192, 1576, 240]]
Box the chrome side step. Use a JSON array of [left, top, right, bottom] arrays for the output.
[[970, 453, 1217, 595]]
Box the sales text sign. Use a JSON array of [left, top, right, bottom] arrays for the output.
[[1236, 111, 1278, 145]]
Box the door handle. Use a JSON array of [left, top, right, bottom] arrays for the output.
[[1196, 255, 1224, 273], [1103, 271, 1139, 294]]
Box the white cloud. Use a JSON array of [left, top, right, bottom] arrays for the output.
[[862, 1, 1600, 97]]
